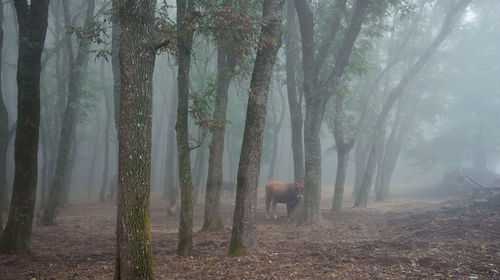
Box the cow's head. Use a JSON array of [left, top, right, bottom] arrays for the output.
[[293, 182, 304, 199]]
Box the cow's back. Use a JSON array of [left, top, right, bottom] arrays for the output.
[[266, 180, 290, 199]]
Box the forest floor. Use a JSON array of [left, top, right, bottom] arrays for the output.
[[1, 192, 499, 279]]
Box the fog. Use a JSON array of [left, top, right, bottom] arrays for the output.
[[1, 0, 499, 277]]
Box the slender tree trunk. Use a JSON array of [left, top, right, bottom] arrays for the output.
[[63, 136, 79, 205], [0, 2, 8, 231], [285, 0, 304, 183], [354, 0, 471, 207], [202, 45, 236, 231], [192, 128, 207, 205], [175, 0, 196, 257], [228, 0, 284, 257], [88, 125, 102, 199], [332, 146, 351, 211], [42, 0, 95, 225], [331, 96, 354, 212], [39, 123, 48, 209], [376, 100, 417, 201], [100, 65, 113, 202], [114, 0, 157, 278], [0, 0, 49, 254], [163, 90, 178, 216], [268, 88, 286, 181]]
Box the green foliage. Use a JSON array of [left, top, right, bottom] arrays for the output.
[[189, 77, 232, 131]]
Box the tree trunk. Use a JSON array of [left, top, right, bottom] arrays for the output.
[[0, 0, 49, 254], [100, 64, 113, 202], [114, 1, 157, 278], [376, 99, 418, 201], [42, 0, 95, 225], [295, 0, 369, 224], [163, 89, 178, 216], [228, 0, 284, 257], [332, 146, 351, 212], [62, 136, 80, 205], [0, 2, 7, 231], [202, 45, 235, 231], [268, 88, 286, 181], [285, 0, 304, 183], [331, 96, 355, 212], [192, 128, 207, 205], [354, 0, 471, 208], [175, 0, 196, 257]]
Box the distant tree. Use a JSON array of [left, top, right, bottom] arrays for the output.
[[267, 85, 287, 182], [294, 0, 370, 224], [354, 0, 472, 207], [228, 0, 284, 257], [42, 0, 96, 225], [285, 0, 304, 183], [100, 61, 113, 202], [0, 0, 50, 254]]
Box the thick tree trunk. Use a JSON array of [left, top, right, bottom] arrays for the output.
[[0, 2, 7, 231], [285, 0, 304, 183], [202, 45, 235, 231], [42, 0, 95, 225], [354, 0, 470, 208], [114, 1, 157, 278], [0, 0, 49, 254], [175, 0, 196, 257], [228, 0, 284, 257]]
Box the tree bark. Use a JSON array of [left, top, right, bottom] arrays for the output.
[[42, 0, 96, 225], [285, 0, 304, 183], [114, 0, 157, 278], [228, 0, 284, 257], [0, 0, 49, 254], [353, 0, 471, 208], [175, 0, 196, 257], [0, 2, 7, 231], [202, 45, 235, 231]]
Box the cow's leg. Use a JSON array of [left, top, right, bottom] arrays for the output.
[[272, 199, 278, 219]]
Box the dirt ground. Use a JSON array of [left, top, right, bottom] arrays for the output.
[[1, 193, 499, 279]]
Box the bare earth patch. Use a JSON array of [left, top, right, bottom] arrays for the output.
[[1, 195, 499, 279]]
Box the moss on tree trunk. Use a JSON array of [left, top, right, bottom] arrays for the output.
[[114, 1, 157, 278]]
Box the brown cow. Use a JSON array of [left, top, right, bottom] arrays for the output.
[[265, 180, 304, 219]]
